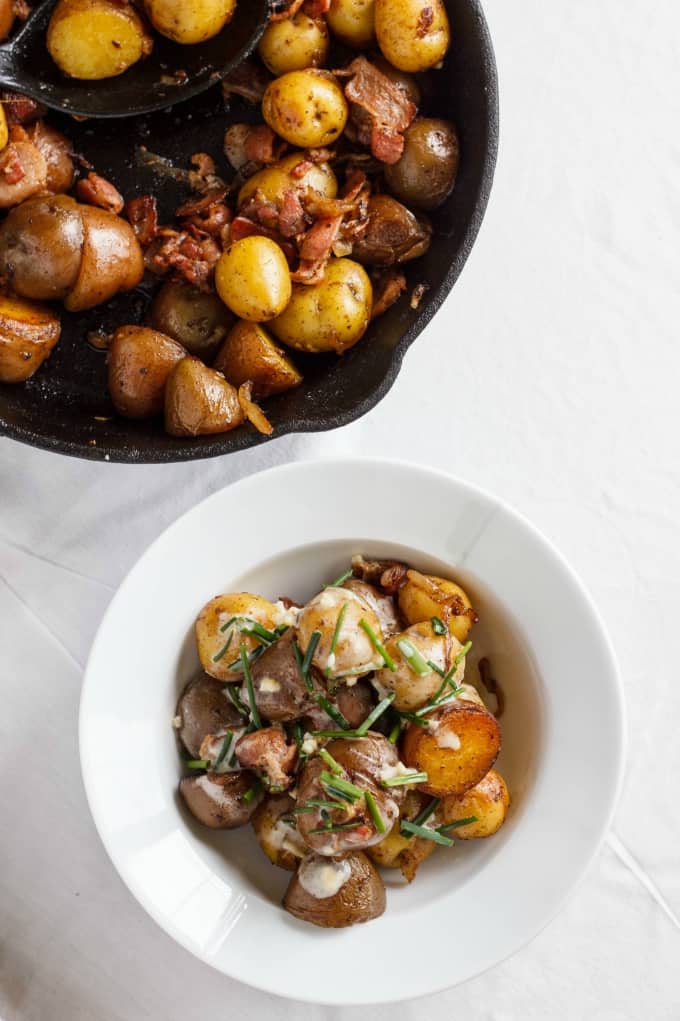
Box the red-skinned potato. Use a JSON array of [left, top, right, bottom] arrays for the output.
[[284, 852, 386, 928], [0, 292, 61, 382], [213, 321, 302, 399], [108, 325, 186, 419], [179, 770, 262, 828], [164, 356, 245, 437], [0, 194, 84, 300], [0, 141, 48, 208], [64, 205, 144, 311]]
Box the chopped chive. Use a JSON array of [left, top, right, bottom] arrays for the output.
[[223, 684, 248, 716], [212, 732, 234, 770], [411, 797, 440, 829], [321, 784, 356, 804], [242, 782, 262, 804], [397, 711, 429, 727], [212, 632, 234, 663], [396, 638, 431, 677], [240, 621, 278, 644], [334, 661, 384, 678], [325, 568, 354, 588], [292, 639, 313, 692], [219, 616, 237, 633], [399, 820, 454, 846], [355, 692, 396, 736], [226, 644, 266, 672], [309, 820, 364, 834], [381, 770, 428, 787], [320, 770, 363, 801], [359, 618, 397, 671], [269, 784, 287, 793], [427, 640, 472, 708], [437, 815, 478, 833], [185, 759, 210, 769], [312, 728, 360, 739], [293, 805, 316, 815], [427, 660, 446, 677], [315, 693, 350, 730], [319, 747, 343, 775], [326, 602, 349, 677], [388, 720, 402, 743], [240, 641, 262, 729], [302, 630, 322, 677], [364, 790, 386, 833], [291, 721, 304, 751], [295, 799, 345, 813], [431, 616, 447, 636]]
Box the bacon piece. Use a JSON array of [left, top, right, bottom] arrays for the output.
[[303, 0, 330, 14], [342, 56, 417, 165], [238, 382, 274, 436], [1, 90, 45, 125], [12, 0, 31, 18], [235, 726, 297, 789], [188, 152, 225, 195], [125, 195, 158, 246], [351, 555, 408, 592], [222, 60, 272, 103], [76, 172, 124, 213], [0, 144, 25, 184], [371, 269, 407, 319], [227, 216, 297, 263], [299, 214, 342, 262], [175, 187, 232, 238], [416, 5, 434, 36], [224, 123, 285, 173], [149, 229, 220, 291], [269, 0, 305, 20], [278, 189, 306, 237]]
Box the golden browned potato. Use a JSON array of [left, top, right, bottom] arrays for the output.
[[0, 142, 47, 208], [366, 790, 436, 881], [374, 0, 450, 72], [149, 279, 235, 361], [284, 852, 386, 928], [374, 622, 465, 712], [327, 0, 375, 48], [402, 700, 501, 798], [262, 70, 348, 149], [258, 12, 329, 75], [296, 585, 382, 679], [439, 769, 510, 839], [213, 321, 302, 398], [252, 794, 306, 871], [0, 0, 15, 42], [179, 770, 262, 828], [107, 325, 186, 419], [398, 568, 476, 643], [0, 292, 61, 383], [25, 122, 76, 194], [0, 195, 84, 300], [195, 592, 282, 680], [144, 0, 235, 43], [215, 237, 291, 323], [238, 153, 337, 211], [64, 206, 144, 312], [164, 357, 245, 437], [47, 0, 153, 80], [270, 258, 372, 354], [0, 104, 8, 150]]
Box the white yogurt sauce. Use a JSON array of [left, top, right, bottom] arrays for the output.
[[195, 774, 234, 805], [301, 732, 319, 756], [199, 728, 246, 772], [435, 729, 461, 750], [259, 676, 281, 693], [297, 855, 352, 899], [379, 760, 420, 782], [273, 600, 300, 627], [270, 818, 306, 857]]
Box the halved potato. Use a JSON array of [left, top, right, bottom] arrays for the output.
[[0, 0, 15, 43], [398, 569, 476, 643], [402, 700, 501, 797], [366, 790, 436, 881], [284, 852, 385, 927], [108, 325, 186, 419], [213, 321, 302, 399], [0, 292, 61, 383], [47, 0, 153, 80], [438, 769, 510, 838], [251, 794, 306, 871], [65, 206, 144, 312], [164, 357, 244, 437]]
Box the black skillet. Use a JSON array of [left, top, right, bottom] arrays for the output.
[[0, 0, 498, 462]]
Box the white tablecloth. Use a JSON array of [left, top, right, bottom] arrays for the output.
[[2, 1, 680, 1017]]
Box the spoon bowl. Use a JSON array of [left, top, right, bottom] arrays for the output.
[[0, 0, 270, 118]]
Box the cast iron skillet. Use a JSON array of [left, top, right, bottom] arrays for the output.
[[0, 0, 498, 463]]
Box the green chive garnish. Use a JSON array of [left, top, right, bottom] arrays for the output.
[[320, 770, 363, 801], [326, 602, 349, 677], [355, 692, 396, 736], [223, 684, 248, 716], [312, 729, 360, 739], [219, 616, 237, 633], [381, 770, 428, 787], [315, 693, 350, 730], [309, 820, 364, 835], [399, 820, 453, 846], [334, 661, 384, 678], [212, 632, 234, 663], [388, 720, 402, 743], [240, 641, 261, 729], [437, 815, 478, 833], [242, 782, 261, 804], [426, 640, 472, 709], [212, 732, 234, 770], [364, 790, 386, 833], [411, 797, 440, 828], [396, 638, 431, 677], [396, 711, 429, 727], [294, 799, 345, 813], [240, 621, 278, 644], [292, 639, 313, 692], [302, 630, 321, 677], [325, 569, 353, 588], [185, 759, 210, 769], [291, 721, 304, 751], [431, 616, 447, 635], [321, 784, 356, 804], [319, 748, 343, 775], [359, 618, 397, 671]]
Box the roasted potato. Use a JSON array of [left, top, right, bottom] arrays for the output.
[[164, 357, 245, 437], [262, 70, 348, 149], [384, 118, 460, 211], [149, 279, 235, 360], [342, 578, 400, 636], [174, 672, 244, 758], [25, 122, 76, 194], [270, 258, 372, 354], [0, 141, 47, 208], [237, 152, 337, 209], [352, 194, 431, 266], [195, 592, 283, 681], [398, 568, 476, 643], [213, 321, 302, 399], [284, 852, 386, 927], [439, 769, 510, 839], [107, 325, 185, 419], [64, 205, 144, 312], [402, 700, 501, 797], [0, 195, 83, 300], [258, 12, 329, 75], [0, 292, 61, 383], [327, 0, 375, 48], [366, 790, 436, 881], [0, 0, 14, 42], [252, 793, 306, 870], [246, 629, 313, 723], [0, 104, 8, 150], [374, 0, 450, 72], [296, 586, 382, 679], [179, 770, 262, 828], [47, 0, 153, 80], [144, 0, 235, 43], [215, 237, 291, 322], [374, 622, 465, 712]]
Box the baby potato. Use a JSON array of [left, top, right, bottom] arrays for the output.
[[0, 104, 8, 151], [252, 794, 306, 871], [149, 279, 235, 361], [215, 237, 291, 322], [284, 852, 386, 928], [374, 0, 450, 72], [0, 292, 61, 383], [144, 0, 235, 43], [65, 205, 144, 312], [258, 12, 329, 76], [374, 622, 465, 712], [384, 118, 460, 212], [164, 357, 245, 437], [296, 586, 382, 679], [327, 0, 375, 49], [195, 592, 282, 681], [398, 568, 476, 643], [270, 258, 372, 355], [47, 0, 153, 80], [262, 70, 348, 149], [0, 195, 83, 300], [108, 325, 186, 419], [439, 769, 510, 839], [0, 141, 47, 208], [402, 700, 501, 798], [366, 790, 436, 881], [213, 321, 302, 399], [238, 152, 337, 210], [180, 770, 261, 828]]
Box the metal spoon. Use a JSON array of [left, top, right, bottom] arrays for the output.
[[0, 0, 270, 118]]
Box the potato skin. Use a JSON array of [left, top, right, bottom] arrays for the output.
[[108, 326, 185, 419], [215, 237, 291, 323], [179, 770, 261, 828], [25, 122, 76, 194], [374, 0, 450, 72], [47, 0, 153, 80], [402, 700, 501, 798], [262, 70, 348, 149], [248, 629, 313, 722], [374, 622, 463, 712], [64, 205, 144, 312], [237, 152, 337, 210], [0, 292, 61, 383], [270, 258, 372, 354], [284, 851, 386, 927], [213, 321, 302, 399], [175, 672, 244, 758], [252, 794, 306, 870], [398, 568, 475, 643], [195, 592, 281, 681], [352, 194, 431, 266], [0, 0, 15, 42], [0, 104, 8, 150], [149, 279, 235, 360], [384, 118, 460, 212], [258, 12, 329, 76], [366, 790, 436, 881], [144, 0, 235, 43], [439, 769, 510, 839], [164, 357, 244, 437], [0, 195, 83, 300], [0, 141, 48, 208], [327, 0, 375, 48]]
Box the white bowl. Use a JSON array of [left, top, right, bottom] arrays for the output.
[[80, 459, 625, 1004]]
